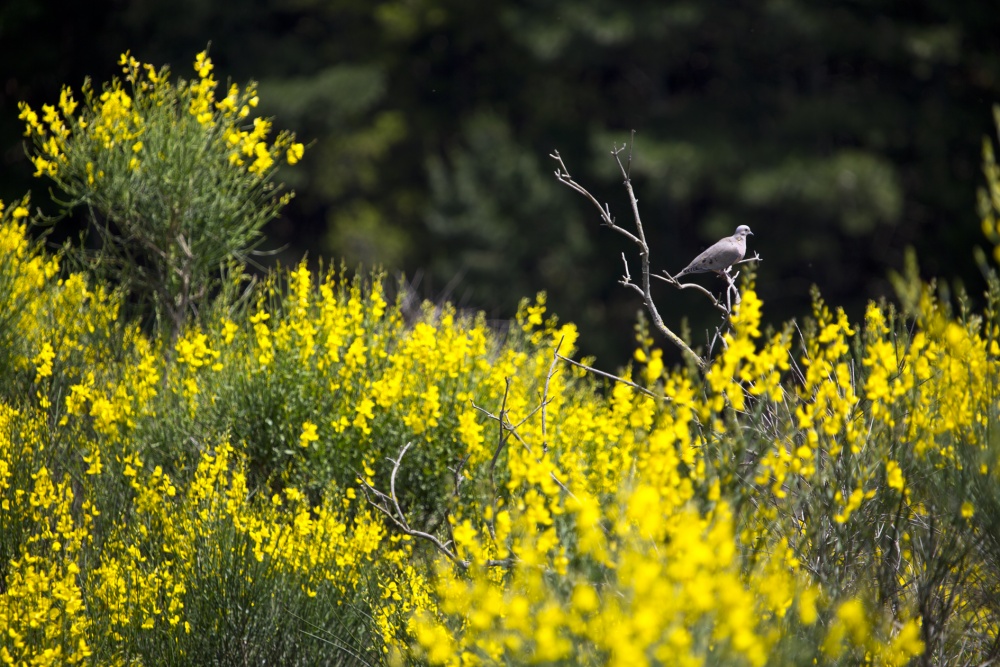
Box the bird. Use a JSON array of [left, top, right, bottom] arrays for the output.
[[674, 225, 753, 279]]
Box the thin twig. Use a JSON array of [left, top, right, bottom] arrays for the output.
[[654, 272, 729, 315], [481, 378, 512, 542], [552, 143, 704, 368], [489, 379, 512, 483], [476, 391, 578, 501], [551, 150, 642, 245], [286, 609, 373, 666], [556, 353, 664, 400], [450, 451, 471, 495], [541, 337, 564, 454], [358, 441, 514, 571]]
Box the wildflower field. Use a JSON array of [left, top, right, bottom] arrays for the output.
[[4, 50, 1000, 666]]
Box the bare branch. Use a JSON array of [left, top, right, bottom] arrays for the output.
[[489, 378, 512, 482], [358, 443, 515, 571], [556, 353, 665, 400], [551, 150, 641, 245], [479, 378, 512, 543], [358, 461, 464, 567], [552, 142, 704, 368], [541, 337, 563, 454], [655, 271, 730, 315], [450, 451, 471, 496], [626, 129, 635, 178], [476, 390, 578, 502]]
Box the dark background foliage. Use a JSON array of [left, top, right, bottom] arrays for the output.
[[3, 0, 999, 367]]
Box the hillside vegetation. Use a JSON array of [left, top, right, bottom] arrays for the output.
[[4, 50, 1000, 667]]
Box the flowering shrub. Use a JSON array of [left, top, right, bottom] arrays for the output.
[[18, 50, 304, 341], [4, 52, 1000, 666]]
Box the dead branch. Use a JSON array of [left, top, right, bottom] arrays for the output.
[[552, 141, 704, 368], [474, 390, 576, 501], [541, 337, 563, 454], [358, 440, 515, 571], [553, 137, 766, 371], [556, 353, 665, 400]]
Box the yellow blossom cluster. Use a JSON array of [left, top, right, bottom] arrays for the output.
[[6, 189, 1000, 664], [18, 50, 303, 181]]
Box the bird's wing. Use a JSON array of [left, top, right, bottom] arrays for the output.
[[679, 239, 741, 275]]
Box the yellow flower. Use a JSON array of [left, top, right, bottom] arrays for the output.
[[58, 86, 78, 116], [886, 460, 904, 492], [194, 50, 214, 78], [18, 101, 43, 136], [32, 342, 55, 381], [249, 142, 274, 174], [823, 598, 870, 657], [299, 421, 319, 448], [286, 142, 305, 165], [799, 586, 819, 625]]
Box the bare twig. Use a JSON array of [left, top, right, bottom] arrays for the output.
[[488, 379, 513, 484], [655, 271, 729, 316], [450, 451, 471, 495], [358, 441, 515, 571], [551, 150, 641, 245], [552, 144, 704, 368], [286, 609, 374, 666], [556, 353, 664, 400], [707, 325, 728, 357], [474, 378, 513, 542], [541, 337, 564, 454], [475, 390, 577, 501], [724, 269, 739, 311]]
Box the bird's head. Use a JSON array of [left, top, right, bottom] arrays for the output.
[[735, 225, 753, 237]]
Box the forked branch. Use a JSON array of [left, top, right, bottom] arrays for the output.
[[358, 440, 515, 571], [552, 141, 705, 368], [552, 135, 761, 370]]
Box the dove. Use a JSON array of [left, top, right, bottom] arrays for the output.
[[674, 225, 753, 279]]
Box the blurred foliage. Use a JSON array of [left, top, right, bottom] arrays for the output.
[[3, 0, 1000, 365]]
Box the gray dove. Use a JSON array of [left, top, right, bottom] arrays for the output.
[[675, 225, 753, 279]]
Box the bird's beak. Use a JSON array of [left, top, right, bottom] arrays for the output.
[[748, 231, 754, 235]]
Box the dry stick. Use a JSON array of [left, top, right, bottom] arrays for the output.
[[556, 353, 663, 400], [706, 325, 727, 357], [475, 393, 576, 501], [286, 609, 374, 667], [551, 145, 704, 369], [487, 378, 513, 486], [505, 420, 576, 500], [359, 441, 514, 571], [473, 383, 557, 537], [541, 337, 564, 454], [611, 142, 706, 369], [450, 451, 471, 496], [487, 378, 512, 542], [653, 269, 729, 316]]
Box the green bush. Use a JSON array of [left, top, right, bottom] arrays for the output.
[[18, 49, 303, 343]]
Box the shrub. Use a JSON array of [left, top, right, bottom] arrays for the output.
[[18, 49, 304, 343]]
